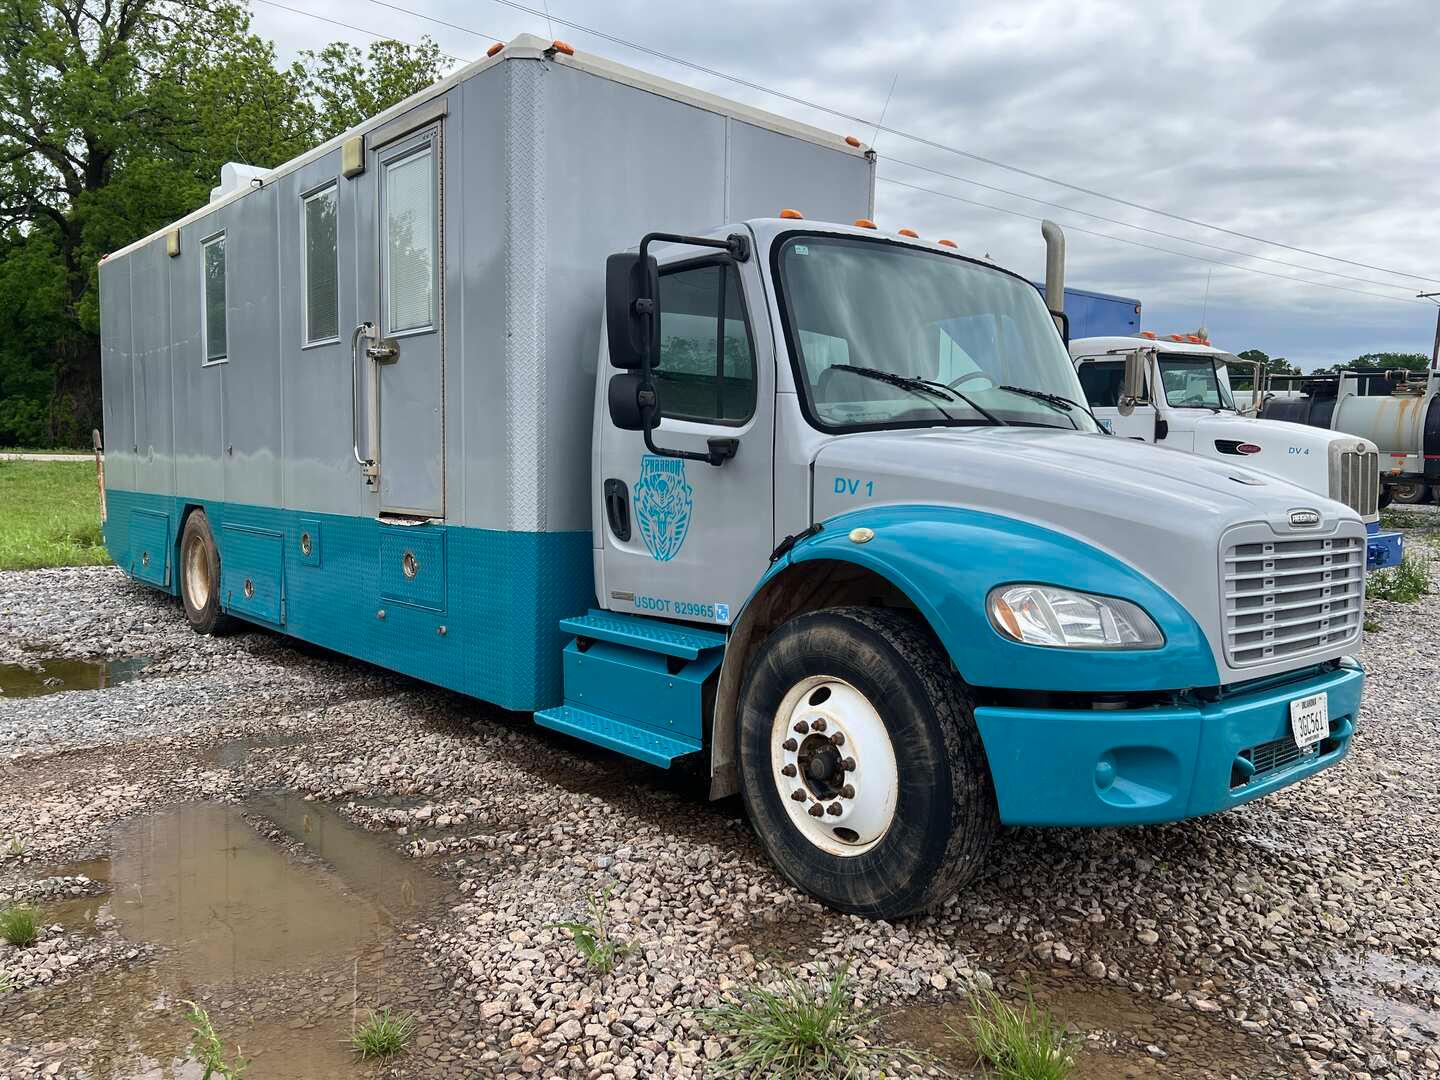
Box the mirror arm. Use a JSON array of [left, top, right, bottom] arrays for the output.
[[631, 230, 751, 467]]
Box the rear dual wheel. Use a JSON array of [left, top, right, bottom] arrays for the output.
[[1387, 480, 1430, 505], [736, 607, 998, 919]]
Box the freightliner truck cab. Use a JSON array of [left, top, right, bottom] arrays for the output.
[[1071, 335, 1402, 571], [540, 218, 1369, 919]]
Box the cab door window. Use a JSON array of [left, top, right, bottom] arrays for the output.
[[655, 263, 755, 424]]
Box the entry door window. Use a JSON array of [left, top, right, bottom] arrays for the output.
[[382, 143, 436, 335], [655, 262, 756, 424], [1077, 360, 1125, 408]]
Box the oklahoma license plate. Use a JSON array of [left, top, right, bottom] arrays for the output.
[[1289, 692, 1329, 750]]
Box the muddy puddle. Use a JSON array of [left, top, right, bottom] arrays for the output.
[[0, 656, 148, 698], [1323, 948, 1440, 1042], [206, 733, 309, 769], [883, 974, 1301, 1079], [2, 796, 450, 1078]]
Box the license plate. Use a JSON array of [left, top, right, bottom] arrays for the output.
[[1289, 692, 1329, 750]]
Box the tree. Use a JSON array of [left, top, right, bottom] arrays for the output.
[[1312, 352, 1431, 374], [0, 0, 444, 446], [1236, 349, 1299, 376]]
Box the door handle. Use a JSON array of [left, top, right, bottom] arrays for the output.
[[604, 479, 631, 541], [350, 322, 379, 485]]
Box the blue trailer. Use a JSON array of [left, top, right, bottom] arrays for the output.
[[97, 35, 1368, 920], [1031, 281, 1143, 338]]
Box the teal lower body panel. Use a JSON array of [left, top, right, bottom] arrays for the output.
[[102, 489, 594, 712], [975, 663, 1364, 826]]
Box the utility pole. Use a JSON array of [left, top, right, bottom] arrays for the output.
[[1421, 292, 1440, 370]]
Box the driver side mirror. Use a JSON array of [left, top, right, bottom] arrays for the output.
[[1119, 349, 1150, 416], [605, 252, 659, 370], [1049, 309, 1069, 347]]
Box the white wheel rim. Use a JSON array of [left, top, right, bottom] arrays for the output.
[[184, 537, 210, 609], [770, 675, 899, 858]]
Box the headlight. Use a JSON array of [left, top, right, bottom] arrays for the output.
[[987, 585, 1164, 649]]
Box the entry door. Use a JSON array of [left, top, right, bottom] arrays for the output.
[[1076, 358, 1158, 441], [598, 254, 775, 627], [370, 126, 444, 517]]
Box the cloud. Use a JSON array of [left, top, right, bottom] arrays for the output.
[[250, 0, 1440, 369]]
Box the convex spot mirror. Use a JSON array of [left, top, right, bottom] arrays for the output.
[[608, 371, 657, 432], [1119, 348, 1150, 416], [605, 252, 659, 371]]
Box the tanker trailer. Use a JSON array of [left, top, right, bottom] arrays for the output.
[[1260, 369, 1440, 506]]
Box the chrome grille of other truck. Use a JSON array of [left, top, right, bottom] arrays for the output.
[[1222, 534, 1365, 667], [1329, 445, 1380, 517]]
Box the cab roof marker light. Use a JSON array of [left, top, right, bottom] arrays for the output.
[[779, 208, 804, 220], [853, 219, 877, 229], [937, 239, 957, 248], [1139, 331, 1156, 339], [898, 228, 919, 238]]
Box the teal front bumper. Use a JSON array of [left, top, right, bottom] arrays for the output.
[[974, 662, 1363, 827]]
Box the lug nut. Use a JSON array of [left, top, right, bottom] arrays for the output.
[[781, 764, 797, 778], [791, 789, 807, 802], [794, 720, 810, 734], [826, 802, 843, 816], [811, 718, 827, 732], [782, 738, 798, 752], [830, 732, 845, 747], [808, 803, 825, 817], [842, 757, 856, 771], [841, 784, 855, 799]]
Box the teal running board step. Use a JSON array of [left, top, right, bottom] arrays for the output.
[[559, 609, 725, 660], [534, 704, 701, 768]]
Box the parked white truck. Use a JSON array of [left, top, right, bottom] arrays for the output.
[[1072, 335, 1403, 570]]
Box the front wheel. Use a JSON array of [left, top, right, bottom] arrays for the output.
[[736, 607, 998, 919]]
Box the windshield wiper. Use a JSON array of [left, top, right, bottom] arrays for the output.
[[829, 365, 1005, 426], [995, 385, 1107, 432]]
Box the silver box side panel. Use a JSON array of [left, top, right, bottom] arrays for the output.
[[170, 219, 223, 500], [98, 257, 135, 492], [723, 119, 873, 226], [129, 239, 174, 495]]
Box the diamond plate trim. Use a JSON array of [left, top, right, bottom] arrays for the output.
[[504, 60, 547, 532]]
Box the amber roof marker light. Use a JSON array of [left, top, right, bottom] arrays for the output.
[[486, 42, 504, 57], [937, 239, 957, 248], [897, 228, 919, 238], [853, 219, 877, 229], [779, 208, 804, 220]]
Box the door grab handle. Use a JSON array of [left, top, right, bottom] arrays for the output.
[[350, 322, 378, 483]]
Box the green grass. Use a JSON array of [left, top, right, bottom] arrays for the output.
[[550, 886, 633, 976], [701, 964, 924, 1079], [0, 903, 41, 946], [0, 969, 13, 994], [184, 1001, 250, 1078], [3, 837, 26, 859], [351, 1008, 417, 1059], [0, 460, 109, 570], [1380, 507, 1438, 531], [1367, 552, 1431, 603], [954, 989, 1074, 1080]]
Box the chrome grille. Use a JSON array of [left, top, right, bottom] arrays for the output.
[[1222, 533, 1365, 667], [1330, 446, 1380, 517]]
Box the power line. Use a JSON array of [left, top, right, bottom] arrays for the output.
[[474, 0, 1440, 285], [879, 173, 1428, 307], [887, 156, 1419, 295], [365, 0, 502, 44], [249, 0, 474, 63]]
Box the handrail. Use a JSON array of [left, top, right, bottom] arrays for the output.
[[351, 321, 374, 468]]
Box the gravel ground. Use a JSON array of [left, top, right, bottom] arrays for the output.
[[1, 515, 1439, 1079]]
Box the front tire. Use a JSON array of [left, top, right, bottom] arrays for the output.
[[179, 510, 235, 636], [736, 607, 998, 919]]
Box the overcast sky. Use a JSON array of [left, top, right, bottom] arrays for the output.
[[250, 0, 1439, 370]]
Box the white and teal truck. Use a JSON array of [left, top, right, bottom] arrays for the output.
[[97, 35, 1368, 919], [1072, 334, 1403, 571]]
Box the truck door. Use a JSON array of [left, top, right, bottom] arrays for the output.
[[354, 117, 445, 518], [597, 253, 774, 627], [1076, 357, 1158, 441]]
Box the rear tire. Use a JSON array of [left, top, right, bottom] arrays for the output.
[[179, 510, 236, 636], [736, 606, 998, 919], [1388, 481, 1429, 505]]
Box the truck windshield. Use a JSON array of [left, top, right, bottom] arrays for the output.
[[775, 234, 1101, 433], [1158, 355, 1237, 411]]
